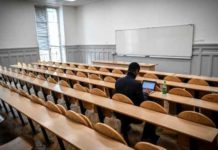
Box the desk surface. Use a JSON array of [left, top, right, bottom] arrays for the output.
[[0, 86, 132, 150], [92, 60, 156, 67], [36, 61, 218, 83], [12, 65, 218, 93], [1, 69, 218, 143]]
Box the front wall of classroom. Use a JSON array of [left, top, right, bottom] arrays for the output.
[[75, 0, 218, 45]]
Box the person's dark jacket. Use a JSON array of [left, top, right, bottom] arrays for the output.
[[115, 72, 148, 106]]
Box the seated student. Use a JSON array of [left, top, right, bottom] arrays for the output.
[[115, 62, 158, 144]]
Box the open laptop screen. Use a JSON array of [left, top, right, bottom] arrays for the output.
[[142, 80, 156, 91]]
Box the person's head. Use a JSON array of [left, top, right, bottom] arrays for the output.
[[128, 62, 140, 77]]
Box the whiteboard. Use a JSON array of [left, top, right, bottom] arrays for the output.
[[116, 24, 194, 58]]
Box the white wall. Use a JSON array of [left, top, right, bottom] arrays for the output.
[[75, 0, 218, 45], [0, 0, 37, 49], [61, 6, 78, 46]]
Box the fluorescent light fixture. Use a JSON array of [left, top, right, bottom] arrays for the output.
[[65, 0, 76, 2]]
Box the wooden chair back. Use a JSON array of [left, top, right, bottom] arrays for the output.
[[61, 63, 68, 67], [140, 101, 167, 114], [70, 64, 76, 68], [164, 75, 182, 83], [40, 65, 47, 70], [48, 67, 55, 71], [73, 83, 92, 110], [112, 69, 123, 74], [30, 95, 45, 106], [66, 110, 89, 127], [78, 65, 86, 69], [90, 88, 107, 97], [99, 67, 110, 72], [66, 70, 74, 75], [73, 83, 89, 92], [89, 74, 101, 80], [76, 71, 87, 78], [112, 93, 133, 104], [88, 66, 97, 71], [80, 114, 93, 128], [18, 89, 31, 99], [37, 75, 46, 80], [201, 94, 218, 103], [144, 73, 159, 79], [46, 101, 62, 114], [168, 88, 193, 98], [178, 111, 215, 127], [47, 77, 57, 84], [56, 68, 64, 73], [188, 78, 209, 86], [104, 76, 116, 83], [134, 142, 166, 150], [57, 104, 67, 115], [28, 72, 36, 78], [94, 123, 127, 145], [59, 80, 70, 87]]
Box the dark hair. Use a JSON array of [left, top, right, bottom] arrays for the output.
[[128, 62, 140, 73]]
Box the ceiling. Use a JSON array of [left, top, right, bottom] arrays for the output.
[[28, 0, 102, 6]]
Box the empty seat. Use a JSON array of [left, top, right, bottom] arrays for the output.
[[99, 67, 110, 72], [112, 93, 133, 104], [104, 76, 116, 83], [94, 123, 127, 145], [144, 73, 159, 79], [66, 110, 92, 128], [55, 68, 64, 73], [78, 65, 86, 69], [66, 70, 74, 75], [164, 75, 182, 83], [88, 66, 97, 71], [48, 67, 55, 71], [177, 111, 216, 150], [112, 69, 123, 74], [140, 101, 167, 114], [46, 101, 62, 114], [89, 74, 101, 80], [168, 88, 193, 114], [76, 72, 87, 78]]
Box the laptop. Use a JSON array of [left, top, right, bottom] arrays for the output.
[[142, 80, 156, 91]]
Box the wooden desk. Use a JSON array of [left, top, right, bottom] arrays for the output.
[[34, 61, 218, 85], [92, 60, 156, 71], [1, 70, 218, 143], [0, 86, 132, 150], [9, 66, 218, 113], [12, 65, 218, 93], [149, 92, 218, 112]]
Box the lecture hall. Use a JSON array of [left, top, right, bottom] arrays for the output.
[[0, 0, 218, 150]]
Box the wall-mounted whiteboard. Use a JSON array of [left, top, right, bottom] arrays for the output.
[[116, 24, 194, 58]]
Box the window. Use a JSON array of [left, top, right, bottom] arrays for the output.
[[35, 7, 61, 61]]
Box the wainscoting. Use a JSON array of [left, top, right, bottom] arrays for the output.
[[0, 47, 40, 67], [65, 44, 218, 77]]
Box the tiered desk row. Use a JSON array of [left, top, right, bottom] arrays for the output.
[[1, 67, 218, 142], [11, 64, 218, 112], [1, 61, 218, 150]]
